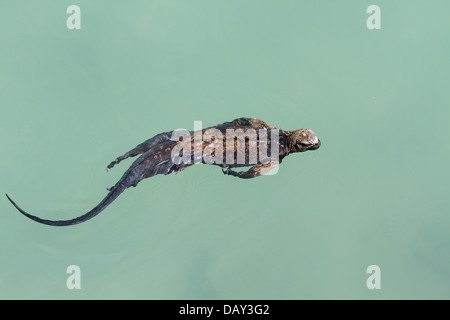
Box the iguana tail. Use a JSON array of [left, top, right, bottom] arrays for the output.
[[6, 183, 126, 226]]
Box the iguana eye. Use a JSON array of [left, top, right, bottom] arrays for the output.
[[297, 140, 309, 146]]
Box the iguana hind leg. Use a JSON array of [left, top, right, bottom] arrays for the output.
[[107, 131, 173, 171]]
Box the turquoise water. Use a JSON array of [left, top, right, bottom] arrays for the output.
[[1, 1, 449, 299]]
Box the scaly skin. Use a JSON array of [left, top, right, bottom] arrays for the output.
[[6, 118, 320, 226]]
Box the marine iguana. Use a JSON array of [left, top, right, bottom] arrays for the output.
[[6, 118, 320, 226]]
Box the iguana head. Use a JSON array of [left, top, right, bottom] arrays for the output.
[[288, 129, 321, 153]]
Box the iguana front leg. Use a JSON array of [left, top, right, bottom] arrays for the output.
[[222, 163, 279, 179], [228, 118, 275, 129]]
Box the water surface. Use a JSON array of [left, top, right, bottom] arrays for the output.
[[1, 1, 449, 299]]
